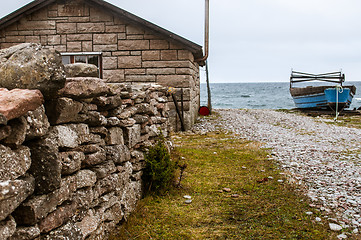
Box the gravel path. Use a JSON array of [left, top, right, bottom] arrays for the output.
[[193, 109, 361, 230]]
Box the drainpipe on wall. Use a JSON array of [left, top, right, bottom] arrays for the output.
[[195, 0, 209, 63]]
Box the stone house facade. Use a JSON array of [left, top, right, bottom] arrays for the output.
[[0, 0, 205, 130]]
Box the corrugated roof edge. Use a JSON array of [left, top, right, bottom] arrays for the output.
[[0, 0, 204, 63]]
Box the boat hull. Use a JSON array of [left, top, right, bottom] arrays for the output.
[[290, 86, 355, 109]]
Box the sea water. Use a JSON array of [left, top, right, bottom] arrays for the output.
[[200, 81, 361, 110]]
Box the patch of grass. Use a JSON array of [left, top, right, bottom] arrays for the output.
[[111, 131, 340, 240]]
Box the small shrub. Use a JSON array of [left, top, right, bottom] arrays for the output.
[[143, 135, 176, 194]]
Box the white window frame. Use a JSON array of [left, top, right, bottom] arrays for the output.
[[61, 52, 103, 78]]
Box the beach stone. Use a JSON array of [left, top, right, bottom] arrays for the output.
[[222, 188, 231, 192], [0, 43, 66, 99], [0, 88, 44, 121], [64, 63, 99, 78], [337, 233, 347, 239]]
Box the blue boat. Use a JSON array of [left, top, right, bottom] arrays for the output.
[[290, 71, 356, 110]]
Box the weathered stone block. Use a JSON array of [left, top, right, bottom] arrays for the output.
[[0, 126, 11, 141], [93, 34, 117, 44], [57, 23, 77, 34], [59, 77, 109, 99], [60, 151, 84, 175], [0, 88, 44, 121], [0, 216, 16, 240], [67, 34, 92, 41], [91, 160, 117, 179], [0, 43, 66, 99], [48, 125, 80, 149], [150, 39, 169, 49], [94, 174, 121, 197], [123, 125, 141, 148], [103, 69, 125, 83], [0, 175, 35, 221], [75, 170, 97, 189], [25, 105, 50, 141], [39, 201, 77, 233], [58, 3, 88, 17], [13, 175, 76, 225], [136, 103, 157, 116], [8, 226, 40, 240], [83, 111, 107, 126], [156, 74, 191, 88], [3, 116, 27, 146], [0, 113, 7, 125], [106, 117, 121, 126], [27, 137, 61, 194], [42, 222, 82, 240], [0, 145, 31, 181], [75, 209, 99, 238], [118, 40, 149, 50], [118, 56, 141, 68], [92, 95, 122, 110], [64, 63, 99, 78], [142, 50, 160, 61], [73, 187, 95, 208], [105, 144, 131, 164], [161, 50, 177, 60], [83, 148, 106, 166], [46, 97, 83, 125], [105, 127, 124, 145], [119, 118, 136, 127], [67, 41, 82, 51], [77, 23, 105, 33]]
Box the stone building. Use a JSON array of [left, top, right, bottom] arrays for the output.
[[0, 0, 205, 130]]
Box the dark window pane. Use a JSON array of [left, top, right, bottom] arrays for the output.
[[88, 55, 99, 67], [62, 56, 70, 65], [75, 55, 86, 63]]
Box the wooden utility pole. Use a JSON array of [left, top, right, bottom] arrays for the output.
[[205, 60, 212, 114]]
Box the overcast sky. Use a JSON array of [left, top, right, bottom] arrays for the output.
[[1, 0, 361, 83]]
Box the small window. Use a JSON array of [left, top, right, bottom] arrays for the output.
[[61, 52, 102, 78], [62, 56, 71, 65]]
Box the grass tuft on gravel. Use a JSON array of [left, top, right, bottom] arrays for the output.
[[111, 131, 337, 240]]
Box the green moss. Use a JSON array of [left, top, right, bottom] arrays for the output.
[[111, 132, 341, 240]]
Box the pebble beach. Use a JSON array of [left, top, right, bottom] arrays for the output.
[[193, 109, 361, 233]]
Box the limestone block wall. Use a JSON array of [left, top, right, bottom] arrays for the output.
[[0, 0, 201, 130], [0, 80, 169, 239]]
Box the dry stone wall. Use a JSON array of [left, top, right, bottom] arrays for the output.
[[0, 43, 170, 239]]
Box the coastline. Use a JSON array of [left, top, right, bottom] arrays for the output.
[[193, 108, 361, 233]]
